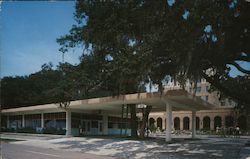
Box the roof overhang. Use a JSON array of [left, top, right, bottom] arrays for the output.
[[1, 90, 216, 115]]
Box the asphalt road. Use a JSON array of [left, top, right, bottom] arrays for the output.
[[1, 142, 115, 159]]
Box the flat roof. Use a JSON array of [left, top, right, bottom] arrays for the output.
[[1, 90, 216, 114]]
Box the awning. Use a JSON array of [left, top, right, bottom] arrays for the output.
[[1, 90, 216, 115]]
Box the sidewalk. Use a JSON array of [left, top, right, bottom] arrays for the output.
[[239, 146, 250, 159]]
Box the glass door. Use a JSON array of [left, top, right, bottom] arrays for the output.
[[86, 120, 91, 135], [99, 122, 103, 135]]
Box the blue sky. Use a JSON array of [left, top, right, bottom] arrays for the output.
[[1, 1, 82, 77], [1, 1, 249, 78]]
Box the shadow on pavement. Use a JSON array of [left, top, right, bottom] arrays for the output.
[[50, 137, 245, 159]]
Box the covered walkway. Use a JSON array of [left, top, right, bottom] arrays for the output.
[[1, 90, 216, 142]]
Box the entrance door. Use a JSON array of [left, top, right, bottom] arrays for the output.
[[86, 121, 91, 134], [99, 122, 103, 135], [81, 120, 91, 135], [82, 120, 103, 135]]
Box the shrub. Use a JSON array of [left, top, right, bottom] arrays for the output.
[[16, 127, 36, 133], [1, 127, 15, 132], [149, 124, 157, 133], [43, 127, 66, 135]]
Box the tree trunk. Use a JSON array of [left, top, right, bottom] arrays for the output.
[[129, 104, 138, 138], [139, 106, 152, 139], [247, 109, 250, 134]]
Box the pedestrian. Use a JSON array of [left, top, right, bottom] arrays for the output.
[[235, 126, 240, 138], [216, 126, 220, 135]]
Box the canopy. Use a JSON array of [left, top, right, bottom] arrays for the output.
[[2, 90, 216, 115]]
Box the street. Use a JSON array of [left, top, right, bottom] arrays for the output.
[[1, 133, 250, 159], [1, 142, 114, 159]]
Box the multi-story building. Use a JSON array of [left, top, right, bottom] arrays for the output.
[[148, 79, 248, 132]]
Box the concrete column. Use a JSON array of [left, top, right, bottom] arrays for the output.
[[211, 120, 214, 130], [162, 118, 166, 130], [165, 102, 172, 142], [22, 114, 25, 128], [103, 115, 108, 135], [41, 113, 44, 128], [66, 110, 72, 136], [189, 116, 192, 130], [200, 117, 203, 129], [192, 111, 196, 138], [180, 119, 183, 130], [221, 116, 225, 127], [7, 115, 10, 128]]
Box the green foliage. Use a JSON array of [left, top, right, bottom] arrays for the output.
[[149, 124, 157, 133], [0, 61, 113, 108], [43, 128, 66, 135], [1, 63, 63, 108], [57, 0, 250, 105], [1, 128, 15, 132], [1, 0, 249, 114], [16, 127, 37, 133]]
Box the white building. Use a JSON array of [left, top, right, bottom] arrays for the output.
[[147, 79, 247, 132]]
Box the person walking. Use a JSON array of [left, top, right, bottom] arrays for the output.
[[235, 126, 240, 138]]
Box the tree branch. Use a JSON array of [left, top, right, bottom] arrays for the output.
[[201, 72, 250, 105], [236, 56, 250, 62]]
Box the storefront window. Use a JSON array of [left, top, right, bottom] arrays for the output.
[[9, 115, 22, 129], [44, 112, 66, 128], [108, 122, 114, 128], [91, 121, 98, 128], [25, 114, 41, 128]]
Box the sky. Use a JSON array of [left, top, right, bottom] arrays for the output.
[[1, 1, 82, 77], [1, 1, 249, 78]]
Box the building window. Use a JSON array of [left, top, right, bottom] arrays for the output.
[[183, 117, 190, 130], [87, 122, 91, 131], [91, 121, 98, 128], [214, 116, 222, 130], [9, 115, 22, 129], [196, 87, 201, 93], [203, 116, 211, 130], [108, 122, 114, 128], [221, 101, 225, 106], [25, 114, 41, 128], [225, 116, 234, 127], [206, 86, 209, 92], [196, 117, 200, 130], [149, 118, 155, 127], [118, 123, 127, 129], [205, 96, 209, 101], [174, 117, 180, 130], [99, 123, 103, 132], [157, 118, 163, 130], [189, 88, 192, 93]]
